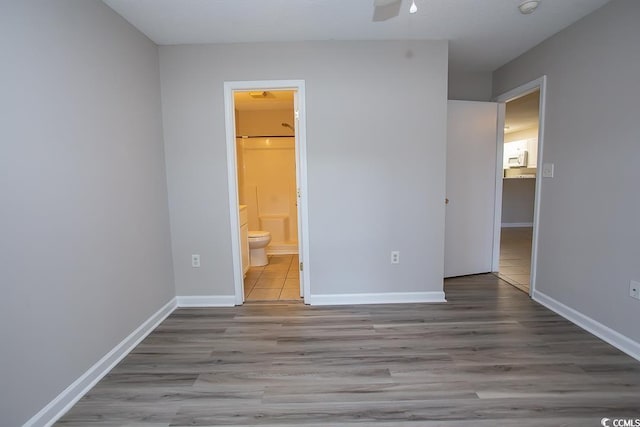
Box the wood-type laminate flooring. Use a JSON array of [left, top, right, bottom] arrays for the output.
[[57, 274, 640, 426]]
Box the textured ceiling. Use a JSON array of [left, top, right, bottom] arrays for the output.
[[102, 0, 610, 72], [505, 90, 540, 135]]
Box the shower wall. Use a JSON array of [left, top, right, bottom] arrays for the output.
[[235, 108, 298, 253], [236, 109, 294, 136]]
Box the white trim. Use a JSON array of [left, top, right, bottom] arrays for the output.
[[223, 80, 310, 306], [176, 295, 236, 307], [501, 222, 534, 228], [24, 298, 177, 427], [293, 87, 311, 302], [530, 77, 547, 298], [491, 103, 505, 272], [533, 290, 640, 362], [494, 75, 547, 297], [494, 76, 545, 103], [306, 292, 447, 306], [223, 83, 244, 305]]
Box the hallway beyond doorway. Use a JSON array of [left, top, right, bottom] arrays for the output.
[[497, 227, 532, 294]]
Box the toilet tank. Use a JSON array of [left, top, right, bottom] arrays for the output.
[[259, 215, 289, 243]]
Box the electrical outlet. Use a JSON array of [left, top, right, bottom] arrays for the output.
[[192, 254, 201, 268], [391, 251, 400, 264], [630, 280, 640, 300]]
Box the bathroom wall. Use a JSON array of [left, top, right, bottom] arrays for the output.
[[235, 112, 246, 204], [240, 137, 298, 251], [159, 40, 448, 298], [236, 109, 295, 136], [236, 107, 298, 251]]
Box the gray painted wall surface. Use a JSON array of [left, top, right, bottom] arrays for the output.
[[448, 70, 493, 101], [493, 0, 640, 342], [159, 41, 448, 297], [501, 179, 535, 224], [0, 2, 175, 425]]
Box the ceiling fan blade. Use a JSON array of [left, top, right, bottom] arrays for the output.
[[373, 0, 402, 22]]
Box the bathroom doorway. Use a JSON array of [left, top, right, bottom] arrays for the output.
[[223, 80, 310, 305], [493, 77, 547, 296]]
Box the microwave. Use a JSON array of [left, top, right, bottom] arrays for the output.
[[508, 150, 528, 168]]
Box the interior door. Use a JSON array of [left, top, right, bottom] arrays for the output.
[[445, 101, 498, 277], [293, 91, 304, 297]]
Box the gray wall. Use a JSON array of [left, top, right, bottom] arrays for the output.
[[159, 41, 448, 297], [448, 69, 493, 101], [501, 179, 535, 225], [493, 0, 640, 342], [0, 1, 175, 425]]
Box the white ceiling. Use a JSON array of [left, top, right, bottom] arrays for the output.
[[505, 90, 540, 135], [102, 0, 610, 72]]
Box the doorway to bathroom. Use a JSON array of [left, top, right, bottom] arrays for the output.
[[493, 76, 547, 296], [223, 80, 310, 305]]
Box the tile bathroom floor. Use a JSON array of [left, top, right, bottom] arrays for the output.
[[497, 227, 532, 294], [244, 254, 302, 302]]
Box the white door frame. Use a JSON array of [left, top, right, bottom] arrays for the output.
[[493, 75, 547, 296], [223, 80, 311, 305]]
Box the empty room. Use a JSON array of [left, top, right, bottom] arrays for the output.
[[2, 1, 639, 426]]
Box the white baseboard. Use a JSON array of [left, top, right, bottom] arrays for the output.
[[501, 222, 533, 228], [24, 298, 177, 427], [533, 290, 640, 362], [176, 295, 236, 307], [306, 291, 446, 306]]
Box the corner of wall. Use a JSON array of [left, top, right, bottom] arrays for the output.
[[24, 298, 177, 427]]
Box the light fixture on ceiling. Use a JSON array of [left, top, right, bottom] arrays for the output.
[[249, 91, 268, 98], [518, 0, 540, 15], [409, 0, 418, 14]]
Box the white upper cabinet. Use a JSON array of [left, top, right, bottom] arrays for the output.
[[526, 137, 538, 168], [504, 138, 538, 169]]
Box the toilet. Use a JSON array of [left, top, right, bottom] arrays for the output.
[[248, 230, 271, 266]]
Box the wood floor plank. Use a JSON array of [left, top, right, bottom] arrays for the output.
[[56, 274, 640, 426]]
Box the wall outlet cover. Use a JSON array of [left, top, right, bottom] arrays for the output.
[[630, 280, 640, 299]]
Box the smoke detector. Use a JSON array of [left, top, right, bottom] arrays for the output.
[[518, 0, 540, 15]]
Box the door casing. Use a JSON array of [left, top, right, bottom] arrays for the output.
[[493, 76, 548, 296], [223, 80, 310, 304]]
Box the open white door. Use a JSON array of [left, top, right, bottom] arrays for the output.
[[444, 101, 498, 278], [293, 92, 304, 298]]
